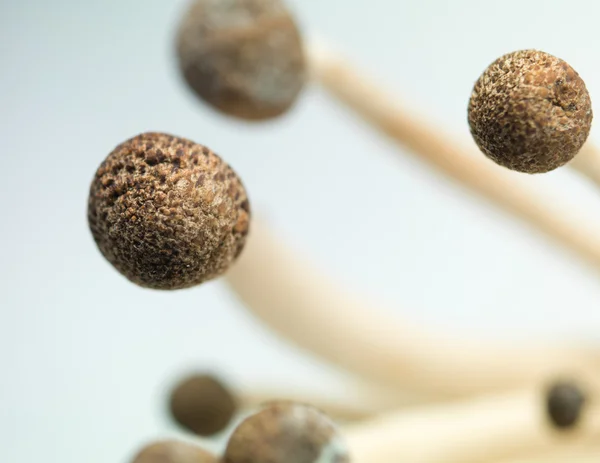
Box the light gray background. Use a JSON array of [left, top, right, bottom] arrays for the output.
[[3, 1, 600, 461]]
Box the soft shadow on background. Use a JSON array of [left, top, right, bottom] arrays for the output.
[[3, 1, 600, 461]]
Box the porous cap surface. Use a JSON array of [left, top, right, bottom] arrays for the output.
[[468, 49, 592, 173], [88, 132, 250, 290], [176, 0, 307, 120]]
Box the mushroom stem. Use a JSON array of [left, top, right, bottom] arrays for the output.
[[225, 219, 600, 397], [570, 143, 600, 188], [489, 446, 600, 463], [238, 386, 412, 422], [344, 387, 600, 463], [307, 42, 600, 272]]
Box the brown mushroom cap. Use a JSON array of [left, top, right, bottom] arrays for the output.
[[176, 0, 307, 120], [88, 132, 250, 290], [169, 374, 238, 436], [130, 440, 216, 463], [468, 49, 592, 173], [224, 402, 350, 463], [546, 381, 587, 430]]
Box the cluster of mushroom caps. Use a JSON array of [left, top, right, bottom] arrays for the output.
[[135, 396, 349, 463], [87, 0, 600, 462], [125, 374, 587, 463]]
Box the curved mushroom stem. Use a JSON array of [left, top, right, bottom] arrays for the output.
[[307, 41, 600, 272], [343, 387, 600, 463], [570, 143, 600, 189], [238, 386, 410, 423], [225, 219, 600, 397]]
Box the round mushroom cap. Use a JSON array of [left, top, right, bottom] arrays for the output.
[[130, 440, 216, 463], [88, 132, 250, 290], [176, 0, 307, 120], [224, 402, 350, 463], [169, 374, 238, 436], [468, 49, 592, 173], [546, 381, 586, 430]]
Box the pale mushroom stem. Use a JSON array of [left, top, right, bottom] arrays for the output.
[[306, 41, 600, 272], [488, 446, 600, 463], [344, 387, 600, 463], [239, 387, 412, 422], [570, 143, 600, 188], [225, 219, 600, 397]]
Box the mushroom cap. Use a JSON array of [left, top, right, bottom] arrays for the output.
[[169, 374, 238, 436], [546, 381, 587, 430], [130, 440, 216, 463], [468, 49, 592, 173], [224, 402, 350, 463], [176, 0, 307, 120], [88, 132, 250, 290]]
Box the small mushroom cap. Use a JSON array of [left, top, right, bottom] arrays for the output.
[[224, 402, 350, 463], [130, 440, 217, 463], [546, 381, 587, 430], [468, 49, 592, 173], [176, 0, 307, 120], [169, 374, 238, 436], [88, 132, 250, 290]]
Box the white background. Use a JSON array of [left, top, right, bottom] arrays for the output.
[[3, 1, 600, 461]]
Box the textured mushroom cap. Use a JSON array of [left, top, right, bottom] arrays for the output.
[[131, 440, 216, 463], [176, 0, 307, 120], [546, 381, 586, 430], [468, 50, 592, 173], [169, 374, 238, 436], [224, 402, 350, 463], [88, 132, 250, 290]]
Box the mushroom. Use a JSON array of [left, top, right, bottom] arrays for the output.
[[220, 385, 600, 463], [176, 0, 600, 271], [223, 402, 350, 463], [545, 381, 587, 430], [167, 372, 410, 437], [307, 42, 600, 272], [469, 50, 592, 174], [341, 384, 600, 463], [88, 132, 250, 290], [176, 0, 306, 120], [168, 374, 237, 437]]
